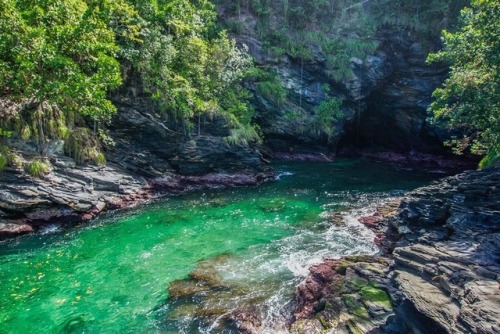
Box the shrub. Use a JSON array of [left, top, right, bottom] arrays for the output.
[[8, 153, 23, 169], [258, 79, 287, 106], [65, 128, 106, 166], [27, 159, 51, 177], [479, 149, 500, 169]]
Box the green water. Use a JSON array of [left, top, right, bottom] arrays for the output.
[[0, 160, 441, 333]]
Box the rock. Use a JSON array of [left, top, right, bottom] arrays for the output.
[[266, 152, 334, 162], [0, 161, 151, 240], [0, 221, 34, 237], [107, 100, 269, 177], [290, 167, 500, 333], [292, 256, 394, 333], [385, 168, 500, 333]]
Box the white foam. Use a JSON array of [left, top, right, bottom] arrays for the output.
[[275, 171, 294, 180], [39, 224, 61, 235]]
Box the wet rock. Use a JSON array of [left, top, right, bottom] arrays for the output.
[[358, 199, 402, 254], [292, 256, 394, 333], [0, 221, 34, 237], [291, 167, 500, 333], [230, 306, 262, 334]]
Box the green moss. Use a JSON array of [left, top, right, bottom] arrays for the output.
[[346, 319, 365, 334], [334, 260, 350, 275], [359, 283, 391, 309], [342, 294, 369, 319], [345, 277, 368, 291]]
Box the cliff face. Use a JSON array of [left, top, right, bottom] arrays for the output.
[[106, 97, 268, 177], [218, 4, 454, 156], [339, 30, 449, 153]]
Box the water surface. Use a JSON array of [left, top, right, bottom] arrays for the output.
[[0, 160, 441, 333]]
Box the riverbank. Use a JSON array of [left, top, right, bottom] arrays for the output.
[[289, 167, 500, 333], [0, 160, 274, 240]]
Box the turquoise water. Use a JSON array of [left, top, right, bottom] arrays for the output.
[[0, 160, 440, 333]]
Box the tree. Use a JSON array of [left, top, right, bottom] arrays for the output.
[[0, 0, 125, 156], [428, 0, 499, 166]]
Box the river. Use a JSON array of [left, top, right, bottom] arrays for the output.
[[0, 159, 442, 333]]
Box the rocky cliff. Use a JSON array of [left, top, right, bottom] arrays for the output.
[[290, 167, 500, 333], [216, 1, 460, 157]]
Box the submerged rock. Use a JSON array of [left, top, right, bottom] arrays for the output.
[[158, 254, 265, 334]]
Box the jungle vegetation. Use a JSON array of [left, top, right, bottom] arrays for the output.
[[0, 0, 258, 167]]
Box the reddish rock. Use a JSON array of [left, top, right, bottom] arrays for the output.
[[358, 199, 402, 254], [267, 152, 334, 162], [0, 222, 34, 237], [294, 259, 343, 320], [358, 150, 477, 172]]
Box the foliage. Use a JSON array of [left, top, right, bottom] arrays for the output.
[[312, 86, 343, 139], [0, 152, 6, 171], [0, 145, 24, 169], [7, 152, 23, 168], [479, 149, 499, 169], [428, 0, 499, 159], [125, 1, 257, 140], [26, 159, 50, 177], [257, 78, 287, 107], [0, 0, 261, 161], [225, 123, 261, 145], [0, 0, 124, 149]]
